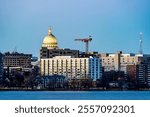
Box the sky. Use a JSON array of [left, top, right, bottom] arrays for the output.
[[0, 0, 150, 57]]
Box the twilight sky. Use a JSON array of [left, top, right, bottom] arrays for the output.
[[0, 0, 150, 57]]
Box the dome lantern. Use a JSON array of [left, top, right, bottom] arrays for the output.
[[48, 27, 52, 36]]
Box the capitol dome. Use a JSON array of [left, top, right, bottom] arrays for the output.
[[42, 27, 59, 49]]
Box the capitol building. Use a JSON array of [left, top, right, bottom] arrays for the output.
[[41, 27, 59, 49], [40, 28, 79, 59], [40, 27, 102, 81]]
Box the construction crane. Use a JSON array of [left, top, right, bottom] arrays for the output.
[[74, 35, 92, 53]]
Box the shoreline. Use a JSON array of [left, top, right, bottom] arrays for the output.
[[0, 87, 150, 91]]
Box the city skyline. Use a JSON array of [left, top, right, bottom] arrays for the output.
[[0, 0, 150, 57]]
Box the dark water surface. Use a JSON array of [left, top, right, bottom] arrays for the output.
[[0, 91, 150, 100]]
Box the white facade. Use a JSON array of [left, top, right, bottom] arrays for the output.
[[41, 56, 102, 81]]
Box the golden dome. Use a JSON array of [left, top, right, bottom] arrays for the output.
[[42, 27, 59, 49]]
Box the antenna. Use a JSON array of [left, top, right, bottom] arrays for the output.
[[139, 32, 143, 54], [13, 47, 17, 53]]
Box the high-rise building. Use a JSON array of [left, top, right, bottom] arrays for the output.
[[3, 52, 32, 69], [127, 63, 150, 87], [101, 51, 144, 73], [137, 64, 150, 87], [0, 53, 3, 79], [126, 65, 138, 86], [41, 56, 102, 81], [40, 48, 79, 59]]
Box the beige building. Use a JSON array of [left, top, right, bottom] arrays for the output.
[[101, 51, 143, 73], [41, 56, 102, 81], [3, 52, 32, 69]]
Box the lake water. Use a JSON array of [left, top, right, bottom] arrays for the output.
[[0, 91, 150, 100]]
